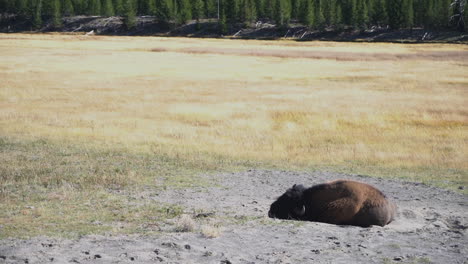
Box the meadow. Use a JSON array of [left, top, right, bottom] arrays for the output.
[[0, 34, 467, 238]]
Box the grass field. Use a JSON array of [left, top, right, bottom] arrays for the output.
[[0, 33, 467, 238]]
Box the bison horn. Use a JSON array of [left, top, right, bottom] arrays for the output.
[[294, 205, 306, 216]]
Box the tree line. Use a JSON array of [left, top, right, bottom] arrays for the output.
[[0, 0, 466, 31]]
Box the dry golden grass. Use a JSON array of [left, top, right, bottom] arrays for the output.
[[0, 33, 467, 187]]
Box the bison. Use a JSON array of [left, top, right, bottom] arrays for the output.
[[268, 180, 397, 227]]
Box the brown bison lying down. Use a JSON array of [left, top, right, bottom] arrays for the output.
[[268, 180, 397, 227]]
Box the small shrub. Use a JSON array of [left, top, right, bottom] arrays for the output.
[[174, 214, 195, 232], [201, 225, 221, 238]]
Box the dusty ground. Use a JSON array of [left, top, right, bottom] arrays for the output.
[[0, 170, 466, 263]]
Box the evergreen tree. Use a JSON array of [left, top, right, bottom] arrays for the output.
[[123, 0, 136, 28], [371, 0, 388, 26], [313, 0, 324, 28], [263, 0, 273, 19], [356, 0, 368, 28], [203, 0, 216, 18], [0, 0, 6, 14], [387, 0, 404, 29], [240, 0, 256, 25], [113, 0, 123, 15], [422, 0, 435, 28], [299, 0, 314, 27], [273, 0, 290, 27], [72, 0, 85, 15], [341, 0, 357, 26], [291, 0, 300, 19], [31, 0, 42, 29], [155, 0, 171, 22], [465, 0, 468, 31], [192, 0, 203, 22], [403, 0, 413, 28], [273, 0, 283, 26], [219, 0, 227, 32], [225, 0, 237, 24], [434, 0, 451, 28], [50, 0, 61, 26], [102, 0, 115, 16], [61, 0, 74, 16], [177, 0, 191, 24], [88, 0, 101, 15], [323, 0, 337, 26], [254, 0, 264, 18], [152, 0, 158, 15]]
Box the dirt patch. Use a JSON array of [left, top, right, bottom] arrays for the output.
[[1, 170, 466, 263]]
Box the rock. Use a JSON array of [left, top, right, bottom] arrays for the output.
[[161, 242, 179, 249]]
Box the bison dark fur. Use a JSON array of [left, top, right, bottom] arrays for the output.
[[268, 180, 397, 227]]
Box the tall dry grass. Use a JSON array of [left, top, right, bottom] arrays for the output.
[[0, 33, 467, 187]]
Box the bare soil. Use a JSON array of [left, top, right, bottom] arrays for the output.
[[1, 170, 466, 264]]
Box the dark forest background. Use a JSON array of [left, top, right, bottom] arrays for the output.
[[1, 0, 467, 33]]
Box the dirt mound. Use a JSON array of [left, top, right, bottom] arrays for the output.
[[1, 170, 466, 263]]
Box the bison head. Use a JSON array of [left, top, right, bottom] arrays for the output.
[[268, 184, 306, 220]]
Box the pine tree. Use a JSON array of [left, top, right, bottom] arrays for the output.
[[273, 0, 290, 27], [147, 0, 156, 15], [113, 0, 123, 15], [291, 0, 300, 19], [464, 0, 468, 31], [177, 0, 191, 24], [254, 0, 264, 18], [341, 0, 357, 27], [192, 0, 203, 22], [0, 0, 6, 14], [263, 0, 273, 19], [372, 0, 388, 26], [434, 0, 451, 28], [423, 0, 435, 28], [203, 0, 216, 18], [387, 0, 404, 29], [240, 0, 256, 25], [102, 0, 115, 16], [123, 0, 136, 28], [51, 0, 61, 26], [356, 0, 368, 28], [313, 0, 324, 28], [323, 0, 337, 26], [62, 0, 74, 16], [273, 0, 283, 26], [219, 0, 227, 33], [225, 0, 237, 24], [31, 0, 42, 29], [71, 0, 85, 15], [155, 0, 171, 22], [300, 0, 314, 27], [335, 1, 343, 26], [88, 0, 101, 15], [403, 0, 413, 28]]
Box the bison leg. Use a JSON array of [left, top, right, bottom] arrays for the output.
[[350, 201, 396, 227]]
